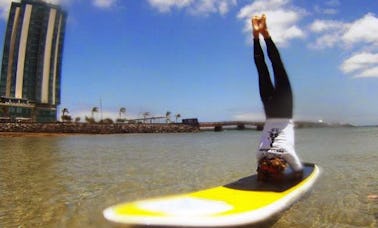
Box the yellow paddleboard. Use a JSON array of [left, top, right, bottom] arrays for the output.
[[103, 163, 319, 227]]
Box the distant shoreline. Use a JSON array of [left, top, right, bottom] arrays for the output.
[[0, 121, 359, 137], [0, 132, 74, 137], [0, 122, 199, 136], [294, 121, 355, 128]]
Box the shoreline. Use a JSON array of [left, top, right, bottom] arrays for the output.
[[0, 122, 199, 136], [0, 121, 357, 137], [0, 132, 76, 137]]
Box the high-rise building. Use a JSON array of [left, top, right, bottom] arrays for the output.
[[0, 0, 67, 122]]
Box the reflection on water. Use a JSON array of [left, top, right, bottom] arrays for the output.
[[0, 137, 65, 227], [0, 128, 377, 227]]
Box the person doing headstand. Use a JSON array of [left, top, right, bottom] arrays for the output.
[[252, 15, 303, 182]]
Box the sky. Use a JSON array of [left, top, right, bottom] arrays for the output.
[[0, 0, 378, 125]]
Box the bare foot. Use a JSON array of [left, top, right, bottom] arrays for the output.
[[251, 16, 260, 39], [260, 14, 270, 38]]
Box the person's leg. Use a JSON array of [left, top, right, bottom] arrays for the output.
[[265, 38, 293, 118], [265, 39, 292, 93], [254, 38, 274, 109], [257, 14, 292, 118]]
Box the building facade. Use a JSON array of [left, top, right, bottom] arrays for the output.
[[0, 0, 67, 122]]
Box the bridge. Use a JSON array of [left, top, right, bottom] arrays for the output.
[[199, 121, 264, 131]]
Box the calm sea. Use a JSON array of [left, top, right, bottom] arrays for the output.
[[0, 127, 377, 227]]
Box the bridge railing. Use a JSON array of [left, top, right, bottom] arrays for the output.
[[199, 121, 264, 131]]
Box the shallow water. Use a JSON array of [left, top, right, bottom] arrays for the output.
[[0, 127, 377, 227]]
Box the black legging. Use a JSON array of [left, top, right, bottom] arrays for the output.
[[254, 38, 293, 118]]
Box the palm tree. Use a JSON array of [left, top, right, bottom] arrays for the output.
[[165, 111, 171, 123], [62, 108, 69, 116], [85, 115, 96, 124], [119, 107, 126, 118], [175, 113, 181, 123], [61, 108, 71, 122], [91, 107, 99, 119]]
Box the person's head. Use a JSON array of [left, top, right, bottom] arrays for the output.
[[257, 157, 288, 182]]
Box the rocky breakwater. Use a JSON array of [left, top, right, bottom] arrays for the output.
[[0, 122, 199, 134]]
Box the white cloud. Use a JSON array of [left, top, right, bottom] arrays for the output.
[[308, 13, 378, 78], [308, 19, 347, 49], [311, 33, 339, 49], [340, 52, 378, 78], [340, 52, 378, 73], [309, 19, 344, 33], [310, 13, 378, 49], [233, 112, 264, 122], [356, 66, 378, 78], [0, 0, 116, 19], [189, 0, 237, 16], [0, 0, 15, 19], [313, 0, 340, 16], [321, 8, 338, 15], [237, 0, 306, 46], [147, 0, 237, 15], [342, 13, 378, 46], [147, 0, 191, 12], [93, 0, 118, 8], [45, 0, 115, 7], [43, 0, 64, 4]]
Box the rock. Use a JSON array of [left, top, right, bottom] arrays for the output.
[[0, 122, 199, 134]]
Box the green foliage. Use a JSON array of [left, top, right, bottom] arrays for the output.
[[61, 115, 72, 122], [99, 118, 114, 124], [85, 116, 96, 124], [116, 118, 126, 123]]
